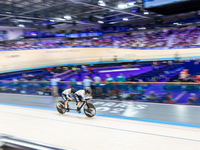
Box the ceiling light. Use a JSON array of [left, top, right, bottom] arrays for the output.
[[109, 22, 116, 24], [18, 24, 25, 27], [123, 18, 129, 21], [98, 21, 104, 24], [56, 18, 65, 21], [127, 2, 134, 6], [144, 11, 149, 15], [50, 20, 55, 22], [94, 15, 104, 19], [64, 15, 72, 20], [138, 27, 146, 30], [98, 0, 106, 6], [118, 4, 127, 9]]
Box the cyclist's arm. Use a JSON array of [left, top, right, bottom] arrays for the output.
[[63, 89, 73, 100], [66, 94, 73, 100]]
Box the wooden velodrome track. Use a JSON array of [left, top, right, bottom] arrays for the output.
[[0, 94, 200, 150]]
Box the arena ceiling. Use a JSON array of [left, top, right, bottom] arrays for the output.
[[0, 0, 156, 28]]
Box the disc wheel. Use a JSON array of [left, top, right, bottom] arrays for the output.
[[83, 102, 96, 118], [56, 101, 66, 114]]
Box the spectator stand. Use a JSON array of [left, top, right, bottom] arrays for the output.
[[0, 25, 200, 51]]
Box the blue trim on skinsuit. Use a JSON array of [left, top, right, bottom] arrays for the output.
[[1, 55, 200, 74], [0, 102, 200, 129]]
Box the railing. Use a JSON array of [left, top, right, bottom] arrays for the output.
[[0, 80, 200, 105], [0, 134, 71, 150]]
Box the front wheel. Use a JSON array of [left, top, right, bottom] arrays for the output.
[[83, 102, 96, 118], [56, 100, 66, 114]]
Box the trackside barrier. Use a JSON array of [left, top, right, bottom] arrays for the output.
[[0, 80, 200, 105], [0, 134, 72, 150]]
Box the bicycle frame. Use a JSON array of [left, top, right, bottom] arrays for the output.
[[78, 99, 89, 110]]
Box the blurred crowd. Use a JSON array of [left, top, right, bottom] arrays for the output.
[[171, 26, 200, 47], [1, 60, 197, 105], [0, 26, 199, 50]]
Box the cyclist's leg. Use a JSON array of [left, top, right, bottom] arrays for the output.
[[77, 101, 83, 108], [62, 93, 70, 108], [75, 95, 83, 111], [77, 101, 83, 112], [65, 100, 70, 108]]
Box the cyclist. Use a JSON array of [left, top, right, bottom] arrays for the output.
[[62, 88, 76, 110], [75, 89, 92, 113]]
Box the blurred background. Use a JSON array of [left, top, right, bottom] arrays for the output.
[[0, 0, 200, 149]]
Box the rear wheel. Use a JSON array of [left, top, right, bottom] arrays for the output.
[[83, 103, 96, 118], [56, 101, 66, 114]]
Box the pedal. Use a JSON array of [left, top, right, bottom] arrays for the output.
[[77, 110, 81, 113], [76, 108, 81, 113]]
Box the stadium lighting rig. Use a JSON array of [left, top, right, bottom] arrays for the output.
[[18, 24, 25, 27], [118, 2, 135, 9], [123, 18, 129, 21], [64, 15, 72, 20], [98, 0, 106, 6], [98, 20, 104, 24]]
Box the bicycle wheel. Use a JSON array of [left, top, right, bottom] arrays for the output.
[[83, 102, 96, 118], [56, 101, 66, 114]]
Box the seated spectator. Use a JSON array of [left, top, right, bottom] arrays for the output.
[[136, 84, 145, 99], [71, 66, 77, 72], [159, 73, 165, 79], [179, 72, 186, 82], [88, 66, 94, 74], [63, 66, 69, 71], [12, 78, 19, 89], [47, 67, 53, 72], [166, 92, 176, 103], [195, 75, 200, 82], [126, 75, 133, 82], [187, 93, 197, 104], [56, 66, 62, 73], [81, 65, 87, 72], [147, 91, 158, 101], [22, 74, 28, 80], [137, 84, 144, 93]]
